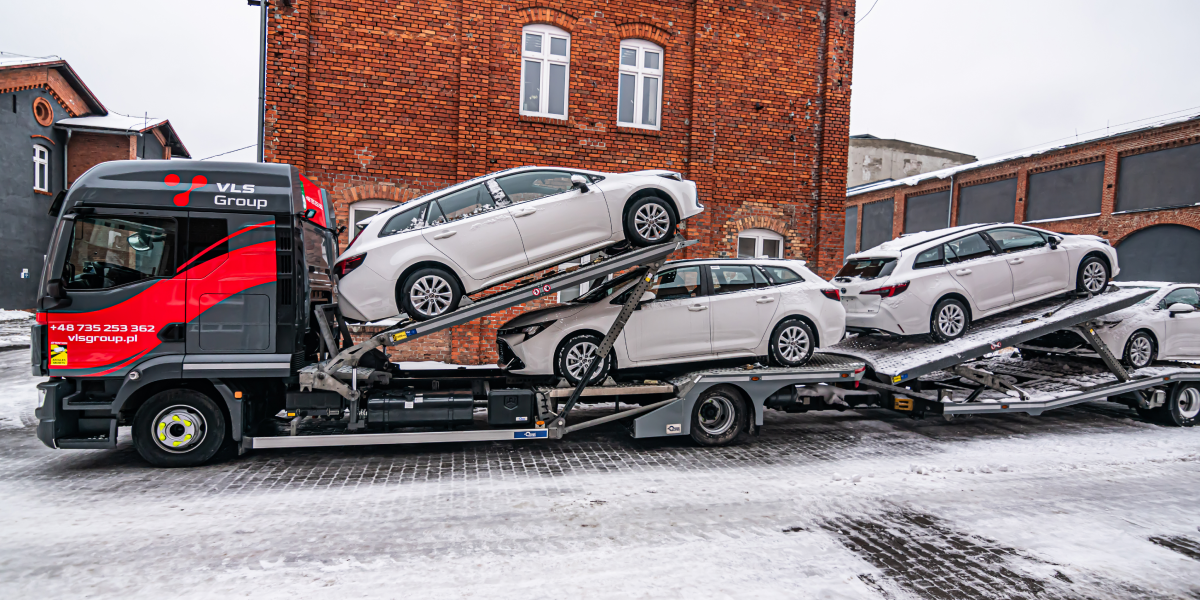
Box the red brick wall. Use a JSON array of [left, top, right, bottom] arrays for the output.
[[266, 0, 855, 364], [846, 118, 1200, 251], [0, 66, 91, 117], [67, 132, 135, 185]]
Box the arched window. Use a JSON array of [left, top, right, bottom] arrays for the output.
[[520, 24, 570, 119], [349, 199, 399, 241], [737, 228, 784, 258], [33, 144, 50, 192], [617, 39, 662, 129]]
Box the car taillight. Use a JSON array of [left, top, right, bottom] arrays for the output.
[[862, 281, 910, 298], [821, 288, 841, 301], [334, 254, 365, 278]]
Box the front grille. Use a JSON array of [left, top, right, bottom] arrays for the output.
[[497, 339, 525, 370]]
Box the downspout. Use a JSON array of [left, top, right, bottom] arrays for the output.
[[63, 129, 71, 189], [256, 0, 268, 163], [946, 174, 955, 227]]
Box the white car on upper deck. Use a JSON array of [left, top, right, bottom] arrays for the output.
[[334, 166, 703, 322], [835, 223, 1119, 342]]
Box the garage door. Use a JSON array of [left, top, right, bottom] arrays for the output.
[[1115, 224, 1200, 283], [860, 198, 894, 252]]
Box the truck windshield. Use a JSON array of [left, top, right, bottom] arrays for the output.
[[835, 258, 897, 281], [62, 216, 177, 290]]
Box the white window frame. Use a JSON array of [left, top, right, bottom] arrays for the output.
[[519, 24, 571, 120], [738, 228, 785, 259], [33, 144, 50, 192], [348, 199, 399, 241], [616, 39, 664, 130]]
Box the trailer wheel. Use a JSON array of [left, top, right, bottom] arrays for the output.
[[556, 333, 613, 386], [690, 385, 748, 447], [1122, 330, 1157, 370], [770, 318, 814, 367], [1164, 384, 1200, 427], [929, 298, 968, 343], [624, 196, 676, 246], [1076, 256, 1109, 294], [132, 389, 227, 468], [401, 267, 462, 321]]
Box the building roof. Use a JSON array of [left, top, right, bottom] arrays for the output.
[[848, 111, 1200, 198], [57, 114, 191, 158], [0, 52, 106, 114]]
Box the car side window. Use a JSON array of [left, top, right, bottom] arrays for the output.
[[944, 233, 993, 264], [648, 266, 702, 301], [380, 202, 430, 236], [913, 245, 944, 269], [1161, 287, 1200, 309], [752, 266, 770, 287], [986, 227, 1046, 253], [758, 265, 803, 285], [431, 184, 496, 223], [710, 265, 756, 295], [495, 170, 575, 204]]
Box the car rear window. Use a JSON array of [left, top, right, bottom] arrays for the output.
[[835, 258, 897, 280], [758, 265, 804, 284], [380, 203, 430, 236]]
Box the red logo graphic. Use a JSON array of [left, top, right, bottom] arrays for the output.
[[165, 173, 207, 206]]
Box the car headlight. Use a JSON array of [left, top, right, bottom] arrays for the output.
[[498, 320, 556, 341]]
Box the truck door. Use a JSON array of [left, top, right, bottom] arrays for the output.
[[44, 210, 186, 376], [183, 213, 278, 354]]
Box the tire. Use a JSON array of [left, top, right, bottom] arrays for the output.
[[1076, 256, 1110, 294], [132, 389, 227, 468], [1122, 330, 1157, 370], [555, 333, 613, 386], [1163, 383, 1200, 427], [929, 297, 969, 343], [769, 318, 815, 367], [400, 267, 462, 321], [690, 385, 748, 446], [624, 196, 677, 246]]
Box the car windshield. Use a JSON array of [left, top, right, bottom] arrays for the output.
[[572, 269, 646, 303], [835, 258, 897, 280]]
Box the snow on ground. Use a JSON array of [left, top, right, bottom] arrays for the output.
[[0, 349, 38, 429], [0, 309, 32, 351]]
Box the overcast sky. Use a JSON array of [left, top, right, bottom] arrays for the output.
[[2, 1, 1198, 164]]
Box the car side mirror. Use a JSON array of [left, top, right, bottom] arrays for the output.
[[570, 174, 590, 193], [41, 279, 72, 310], [634, 291, 656, 309], [1168, 303, 1195, 317], [1048, 236, 1060, 249]]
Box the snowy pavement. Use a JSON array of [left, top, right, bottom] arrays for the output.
[[2, 350, 1200, 598]]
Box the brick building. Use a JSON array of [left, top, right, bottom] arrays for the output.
[[263, 0, 856, 364], [845, 113, 1200, 283], [0, 53, 188, 309]]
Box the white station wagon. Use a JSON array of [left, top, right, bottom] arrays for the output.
[[334, 166, 703, 322]]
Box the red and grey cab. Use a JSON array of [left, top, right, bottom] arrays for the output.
[[33, 160, 337, 454]]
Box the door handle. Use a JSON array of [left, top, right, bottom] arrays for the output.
[[756, 297, 775, 304], [158, 323, 185, 343], [688, 304, 708, 312], [1009, 258, 1025, 265], [433, 231, 457, 240], [956, 269, 973, 276], [514, 208, 538, 217]]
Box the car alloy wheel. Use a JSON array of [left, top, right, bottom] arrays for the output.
[[634, 203, 671, 242], [1125, 332, 1155, 369], [1082, 261, 1107, 293], [565, 340, 600, 382], [151, 405, 207, 454], [556, 333, 612, 386], [410, 274, 454, 317], [938, 303, 966, 337], [777, 325, 811, 363]]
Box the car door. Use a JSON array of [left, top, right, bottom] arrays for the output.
[[623, 265, 712, 363], [1161, 287, 1200, 358], [420, 183, 529, 280], [982, 227, 1070, 302], [494, 170, 613, 264], [945, 232, 1015, 311], [708, 264, 779, 354]]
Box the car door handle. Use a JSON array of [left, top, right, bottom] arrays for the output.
[[514, 207, 537, 217], [688, 304, 708, 312], [956, 269, 973, 276], [756, 297, 775, 304], [433, 231, 457, 240], [1009, 258, 1025, 265]]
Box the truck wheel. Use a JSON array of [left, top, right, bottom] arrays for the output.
[[624, 197, 676, 246], [1076, 256, 1109, 294], [556, 333, 612, 386], [400, 267, 461, 321], [929, 298, 968, 343], [690, 385, 748, 447], [1163, 384, 1200, 427], [1123, 330, 1157, 370], [770, 318, 814, 367], [132, 389, 226, 468]]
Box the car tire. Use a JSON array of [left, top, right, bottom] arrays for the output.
[[400, 267, 462, 321], [929, 297, 969, 343], [769, 318, 815, 367], [624, 196, 677, 246], [690, 385, 748, 447], [132, 389, 227, 468], [1076, 256, 1110, 294], [555, 333, 613, 386], [1123, 330, 1157, 370], [1163, 383, 1200, 427]]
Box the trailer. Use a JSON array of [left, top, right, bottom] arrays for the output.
[[30, 161, 1200, 468]]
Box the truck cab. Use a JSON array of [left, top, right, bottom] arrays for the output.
[[33, 160, 337, 464]]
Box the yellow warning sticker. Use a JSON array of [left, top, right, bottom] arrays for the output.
[[392, 332, 407, 342], [891, 374, 902, 384], [50, 342, 68, 366]]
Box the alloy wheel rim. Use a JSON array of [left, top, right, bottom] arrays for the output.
[[1179, 388, 1200, 419], [152, 405, 207, 454], [939, 304, 965, 337], [697, 394, 736, 435], [778, 325, 810, 362], [1129, 335, 1153, 367], [1083, 262, 1106, 292], [634, 204, 670, 241], [566, 341, 601, 381], [411, 275, 453, 316]]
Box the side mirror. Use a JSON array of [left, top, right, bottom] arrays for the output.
[[570, 174, 590, 193], [301, 208, 318, 219], [127, 233, 152, 252], [47, 279, 67, 300], [1168, 303, 1196, 317], [1048, 235, 1060, 249], [640, 291, 656, 303]]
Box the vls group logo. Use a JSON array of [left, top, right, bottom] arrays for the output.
[[164, 173, 207, 206], [164, 173, 268, 209]]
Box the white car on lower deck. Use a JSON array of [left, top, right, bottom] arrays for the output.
[[495, 259, 846, 385], [835, 223, 1119, 342]]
